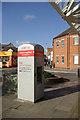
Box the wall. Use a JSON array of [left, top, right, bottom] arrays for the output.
[[47, 48, 53, 57], [53, 35, 68, 68], [69, 34, 79, 69]]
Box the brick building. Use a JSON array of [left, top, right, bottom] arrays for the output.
[[0, 43, 17, 67], [53, 28, 80, 69], [46, 48, 53, 65], [46, 48, 53, 57]]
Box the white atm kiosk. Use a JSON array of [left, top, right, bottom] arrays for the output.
[[18, 43, 44, 102]]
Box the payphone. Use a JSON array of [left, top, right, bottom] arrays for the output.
[[18, 43, 44, 102]]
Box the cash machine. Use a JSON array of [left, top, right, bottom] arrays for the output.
[[18, 43, 44, 102]]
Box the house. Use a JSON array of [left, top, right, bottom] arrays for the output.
[[1, 43, 17, 52], [53, 28, 80, 69], [0, 43, 17, 68]]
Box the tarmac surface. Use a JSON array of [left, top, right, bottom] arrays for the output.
[[0, 67, 80, 119]]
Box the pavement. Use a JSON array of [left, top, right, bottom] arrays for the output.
[[1, 67, 80, 119]]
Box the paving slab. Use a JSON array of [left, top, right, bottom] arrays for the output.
[[3, 109, 30, 118], [51, 109, 70, 118], [70, 103, 78, 118]]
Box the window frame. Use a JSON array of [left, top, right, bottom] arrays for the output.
[[74, 55, 78, 65], [56, 41, 59, 48], [56, 55, 59, 64], [74, 37, 79, 45], [62, 39, 64, 47], [61, 55, 64, 64]]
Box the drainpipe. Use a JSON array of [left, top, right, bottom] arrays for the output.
[[53, 39, 55, 68], [67, 34, 68, 68], [78, 36, 80, 77], [67, 33, 70, 69]]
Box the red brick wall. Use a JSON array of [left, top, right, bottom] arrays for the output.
[[69, 35, 79, 68], [53, 35, 68, 68], [47, 48, 53, 57]]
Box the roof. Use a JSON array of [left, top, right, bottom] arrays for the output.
[[53, 27, 78, 39], [47, 48, 53, 52], [18, 43, 44, 50], [0, 43, 17, 52], [19, 43, 43, 47]]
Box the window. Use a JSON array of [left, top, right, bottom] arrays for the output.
[[62, 56, 64, 64], [74, 55, 78, 64], [56, 56, 59, 64], [74, 37, 79, 45], [56, 41, 59, 48], [2, 56, 9, 62], [62, 40, 64, 47]]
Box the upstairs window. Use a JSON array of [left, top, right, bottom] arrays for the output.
[[74, 37, 79, 45], [56, 41, 59, 48], [62, 40, 64, 47]]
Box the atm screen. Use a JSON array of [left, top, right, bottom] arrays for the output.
[[37, 66, 42, 84]]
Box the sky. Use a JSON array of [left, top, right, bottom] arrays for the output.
[[2, 2, 70, 53]]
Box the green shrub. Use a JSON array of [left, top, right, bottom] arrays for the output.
[[44, 71, 55, 78], [2, 71, 55, 95], [2, 73, 17, 95]]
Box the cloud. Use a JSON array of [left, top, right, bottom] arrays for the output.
[[16, 40, 30, 46], [24, 14, 36, 21], [2, 42, 9, 44]]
